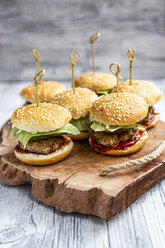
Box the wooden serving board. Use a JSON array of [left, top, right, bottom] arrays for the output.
[[0, 121, 165, 219]]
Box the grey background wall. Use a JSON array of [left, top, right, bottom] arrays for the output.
[[0, 0, 165, 83]]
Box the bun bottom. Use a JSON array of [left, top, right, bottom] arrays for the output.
[[89, 127, 148, 156], [14, 136, 73, 166], [140, 113, 160, 130], [67, 131, 89, 140]]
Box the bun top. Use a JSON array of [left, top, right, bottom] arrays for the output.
[[11, 103, 71, 133], [20, 81, 66, 103], [117, 80, 162, 106], [90, 92, 148, 126], [75, 72, 117, 90], [51, 87, 98, 119]]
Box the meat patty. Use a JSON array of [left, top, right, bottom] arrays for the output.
[[91, 128, 139, 147], [19, 136, 65, 155], [139, 106, 154, 124]]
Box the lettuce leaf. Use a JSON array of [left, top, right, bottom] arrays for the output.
[[26, 101, 32, 105], [70, 116, 90, 131], [90, 122, 121, 132], [90, 122, 138, 132], [9, 123, 80, 148], [94, 89, 111, 95]]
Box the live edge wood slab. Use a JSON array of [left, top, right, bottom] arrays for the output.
[[0, 121, 165, 219]]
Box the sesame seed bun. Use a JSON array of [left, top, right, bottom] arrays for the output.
[[75, 72, 117, 91], [20, 81, 66, 103], [67, 131, 89, 140], [51, 87, 98, 119], [14, 136, 73, 165], [117, 80, 162, 106], [139, 113, 160, 130], [90, 92, 148, 126], [11, 103, 71, 133], [89, 127, 148, 156]]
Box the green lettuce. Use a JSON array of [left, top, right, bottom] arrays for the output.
[[26, 101, 32, 105], [9, 123, 80, 148], [70, 116, 90, 131], [94, 89, 111, 95], [90, 122, 138, 132]]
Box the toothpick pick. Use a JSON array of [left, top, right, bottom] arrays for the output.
[[109, 62, 123, 97], [32, 49, 41, 73], [127, 49, 135, 85], [33, 69, 45, 106], [89, 32, 100, 73], [68, 50, 80, 94]]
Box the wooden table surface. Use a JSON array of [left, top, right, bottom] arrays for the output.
[[0, 80, 164, 248], [0, 0, 165, 83]]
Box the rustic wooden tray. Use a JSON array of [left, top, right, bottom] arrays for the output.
[[0, 121, 165, 219]]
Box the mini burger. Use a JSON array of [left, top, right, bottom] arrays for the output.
[[89, 92, 148, 155], [20, 81, 66, 104], [51, 87, 98, 140], [116, 80, 163, 129], [9, 103, 80, 165], [75, 72, 117, 96]]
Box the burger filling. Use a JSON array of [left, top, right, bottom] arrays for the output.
[[70, 116, 90, 133], [9, 123, 80, 154], [15, 136, 68, 155], [94, 89, 111, 96], [91, 128, 139, 147], [90, 122, 143, 150], [139, 106, 158, 126]]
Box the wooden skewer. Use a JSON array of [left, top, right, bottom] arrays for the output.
[[68, 50, 80, 94], [33, 69, 45, 107], [89, 32, 100, 73], [32, 49, 41, 73], [109, 62, 123, 97], [127, 49, 135, 85]]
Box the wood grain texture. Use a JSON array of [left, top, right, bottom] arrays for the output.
[[0, 119, 165, 220], [0, 81, 165, 247], [0, 0, 165, 83]]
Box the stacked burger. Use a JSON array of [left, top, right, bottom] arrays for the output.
[[51, 87, 98, 140], [20, 49, 66, 105], [10, 88, 98, 165], [10, 49, 98, 164], [75, 72, 117, 96], [9, 46, 163, 166], [20, 81, 66, 105], [10, 103, 80, 165], [116, 80, 162, 129], [75, 33, 117, 96], [89, 92, 149, 155]]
